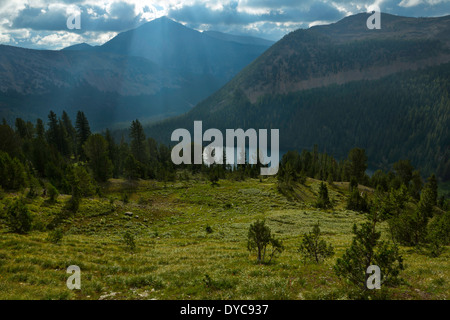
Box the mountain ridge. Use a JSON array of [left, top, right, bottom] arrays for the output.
[[146, 13, 450, 181], [224, 12, 450, 104], [94, 16, 272, 82], [0, 17, 272, 129]]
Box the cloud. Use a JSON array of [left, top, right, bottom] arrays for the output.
[[1, 0, 450, 49], [167, 0, 345, 39], [399, 0, 424, 7], [168, 0, 344, 25], [31, 31, 84, 48], [10, 3, 144, 32]]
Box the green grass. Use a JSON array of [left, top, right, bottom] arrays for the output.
[[0, 177, 448, 300]]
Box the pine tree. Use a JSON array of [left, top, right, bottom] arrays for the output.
[[0, 123, 22, 158], [83, 134, 113, 182], [0, 151, 26, 190], [247, 220, 284, 264], [129, 119, 148, 164], [61, 111, 77, 156], [15, 118, 33, 140], [36, 119, 45, 140], [415, 174, 439, 219], [425, 174, 438, 206], [334, 209, 404, 290], [6, 198, 32, 234], [348, 148, 368, 183], [57, 119, 70, 157], [409, 170, 423, 200], [393, 160, 414, 187], [75, 111, 91, 160], [123, 154, 140, 180], [315, 182, 332, 209], [46, 111, 59, 148], [104, 129, 119, 178], [299, 222, 334, 263]]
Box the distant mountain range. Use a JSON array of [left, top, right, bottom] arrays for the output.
[[0, 17, 273, 129], [148, 13, 450, 181], [1, 13, 449, 181]]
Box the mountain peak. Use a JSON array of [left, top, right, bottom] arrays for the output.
[[132, 15, 192, 35], [142, 16, 186, 28], [151, 16, 177, 24], [61, 42, 94, 51]]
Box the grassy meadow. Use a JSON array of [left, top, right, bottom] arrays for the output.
[[0, 176, 448, 300]]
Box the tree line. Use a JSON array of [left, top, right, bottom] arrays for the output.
[[0, 110, 448, 218]]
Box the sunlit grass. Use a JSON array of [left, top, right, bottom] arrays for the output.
[[0, 177, 448, 299]]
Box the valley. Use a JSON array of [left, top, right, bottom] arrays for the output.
[[0, 10, 449, 303]]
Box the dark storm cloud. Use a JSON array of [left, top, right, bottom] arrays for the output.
[[11, 2, 143, 32], [8, 1, 450, 34], [168, 0, 344, 26], [2, 0, 450, 49], [11, 6, 65, 31]]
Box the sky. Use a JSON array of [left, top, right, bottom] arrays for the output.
[[0, 0, 449, 50]]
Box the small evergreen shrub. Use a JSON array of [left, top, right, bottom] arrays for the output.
[[7, 198, 32, 234], [299, 222, 334, 263]]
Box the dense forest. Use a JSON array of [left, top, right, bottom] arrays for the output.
[[148, 62, 450, 183], [1, 110, 449, 221], [1, 110, 448, 200]]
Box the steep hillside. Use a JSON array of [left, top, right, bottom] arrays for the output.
[[227, 13, 450, 102], [147, 13, 450, 181]]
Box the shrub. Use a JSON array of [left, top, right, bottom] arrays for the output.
[[427, 212, 450, 257], [388, 209, 428, 246], [327, 173, 334, 186], [0, 151, 26, 190], [315, 182, 332, 209], [208, 167, 219, 186], [122, 193, 129, 204], [247, 220, 284, 264], [299, 222, 334, 263], [346, 189, 370, 213], [205, 225, 213, 234], [334, 216, 404, 290], [47, 183, 59, 203], [27, 176, 40, 199], [349, 176, 358, 192], [47, 228, 64, 244], [7, 198, 32, 234], [66, 193, 81, 212], [123, 231, 136, 251]]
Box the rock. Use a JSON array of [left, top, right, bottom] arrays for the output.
[[99, 292, 118, 300], [124, 212, 133, 217]]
